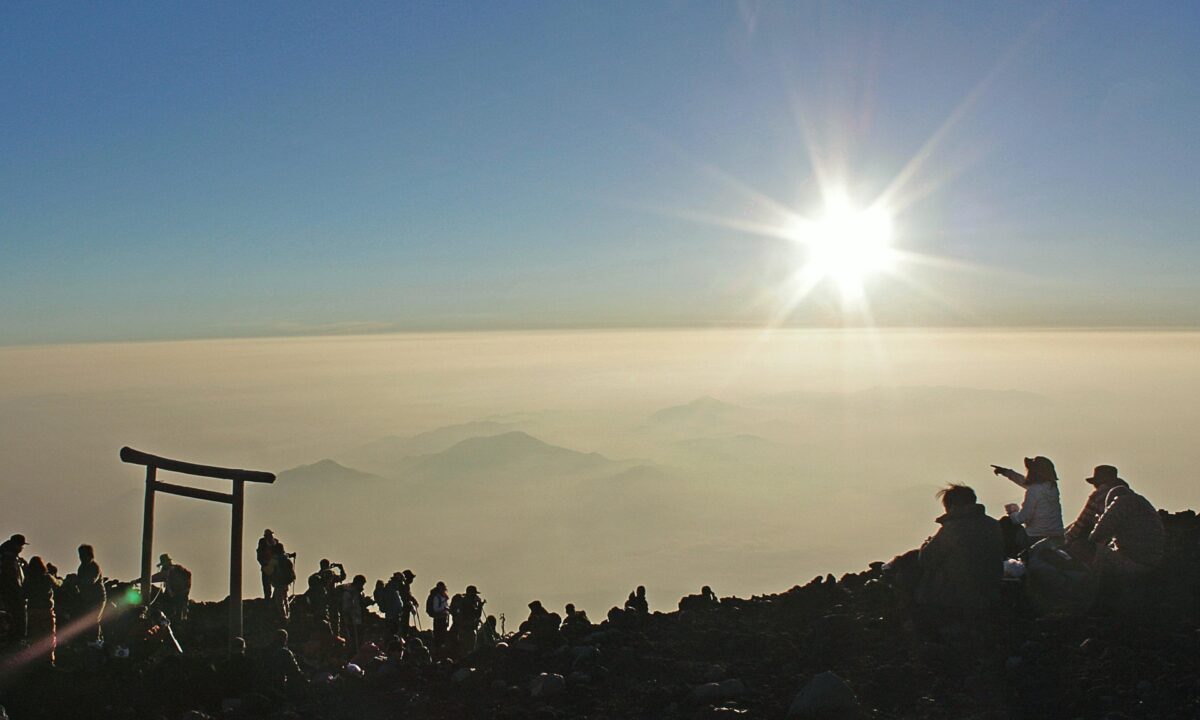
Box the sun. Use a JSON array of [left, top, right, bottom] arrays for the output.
[[787, 193, 897, 301]]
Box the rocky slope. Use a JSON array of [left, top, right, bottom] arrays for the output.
[[2, 511, 1197, 720]]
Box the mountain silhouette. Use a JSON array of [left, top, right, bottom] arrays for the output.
[[405, 431, 618, 482], [277, 458, 381, 484], [335, 420, 516, 476]]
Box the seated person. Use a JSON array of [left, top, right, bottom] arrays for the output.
[[914, 484, 1005, 639], [1089, 484, 1165, 578]]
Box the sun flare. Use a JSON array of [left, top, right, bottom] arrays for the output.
[[788, 194, 897, 301]]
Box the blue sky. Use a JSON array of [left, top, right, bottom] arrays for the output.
[[3, 2, 1199, 344]]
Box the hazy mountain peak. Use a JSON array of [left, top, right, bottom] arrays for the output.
[[278, 458, 379, 483]]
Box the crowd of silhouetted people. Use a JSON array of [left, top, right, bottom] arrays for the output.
[[0, 455, 1174, 702], [912, 457, 1167, 645]]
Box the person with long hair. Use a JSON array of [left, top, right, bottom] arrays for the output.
[[24, 556, 61, 666], [992, 455, 1065, 555]]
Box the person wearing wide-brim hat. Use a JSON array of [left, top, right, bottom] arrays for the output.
[[992, 455, 1065, 555], [1064, 465, 1130, 556], [151, 553, 192, 624]]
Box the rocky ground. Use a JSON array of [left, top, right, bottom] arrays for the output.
[[2, 511, 1197, 720]]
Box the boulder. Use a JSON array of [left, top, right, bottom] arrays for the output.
[[692, 679, 746, 703], [787, 671, 860, 719], [530, 673, 566, 699]]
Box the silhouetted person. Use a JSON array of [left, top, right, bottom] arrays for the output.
[[0, 533, 28, 642], [266, 542, 296, 621], [624, 585, 649, 615], [450, 585, 485, 655], [476, 615, 501, 650], [306, 559, 346, 629], [561, 603, 593, 643], [340, 574, 370, 650], [679, 585, 719, 612], [264, 629, 306, 692], [376, 573, 405, 636], [1064, 465, 1129, 560], [1089, 484, 1165, 579], [914, 484, 1004, 643], [397, 569, 417, 634], [76, 543, 106, 642], [24, 556, 60, 665], [150, 553, 191, 624], [256, 529, 278, 600], [993, 456, 1064, 555], [426, 581, 450, 651]]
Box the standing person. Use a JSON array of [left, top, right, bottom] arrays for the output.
[[449, 585, 485, 655], [150, 554, 192, 625], [398, 570, 417, 635], [992, 456, 1064, 555], [256, 529, 279, 601], [0, 534, 29, 643], [24, 556, 61, 665], [425, 581, 450, 651], [378, 574, 405, 637], [305, 559, 346, 630], [340, 575, 370, 651], [267, 543, 296, 622], [76, 544, 106, 643]]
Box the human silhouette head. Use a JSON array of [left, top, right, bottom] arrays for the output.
[[1023, 456, 1057, 485], [936, 484, 977, 512], [1086, 465, 1122, 486], [320, 558, 331, 570], [78, 544, 94, 562], [636, 586, 646, 598], [352, 574, 367, 588], [274, 629, 289, 648]]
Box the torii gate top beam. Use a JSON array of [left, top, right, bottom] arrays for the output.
[[120, 446, 276, 484]]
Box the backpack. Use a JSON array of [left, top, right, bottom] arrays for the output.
[[168, 565, 192, 596], [273, 556, 296, 586]]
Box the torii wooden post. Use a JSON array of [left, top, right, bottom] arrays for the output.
[[120, 447, 275, 649]]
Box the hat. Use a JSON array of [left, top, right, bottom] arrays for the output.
[[466, 585, 478, 595], [1086, 465, 1122, 485], [8, 534, 27, 546], [435, 581, 446, 590], [1023, 456, 1058, 482], [263, 529, 274, 535], [403, 569, 415, 579], [528, 600, 544, 610], [157, 553, 173, 567]]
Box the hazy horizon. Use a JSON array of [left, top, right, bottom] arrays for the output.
[[3, 328, 1198, 621]]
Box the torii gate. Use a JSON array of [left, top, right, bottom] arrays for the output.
[[120, 446, 275, 647]]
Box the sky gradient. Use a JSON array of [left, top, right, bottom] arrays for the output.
[[3, 2, 1200, 344]]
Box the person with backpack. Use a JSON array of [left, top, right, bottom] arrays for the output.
[[150, 553, 192, 625], [449, 585, 485, 655], [266, 542, 296, 621], [256, 529, 279, 601], [339, 574, 371, 650], [425, 581, 450, 651], [1089, 484, 1166, 579], [305, 559, 346, 628]]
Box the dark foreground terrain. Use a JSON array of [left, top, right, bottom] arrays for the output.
[[2, 511, 1198, 720]]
